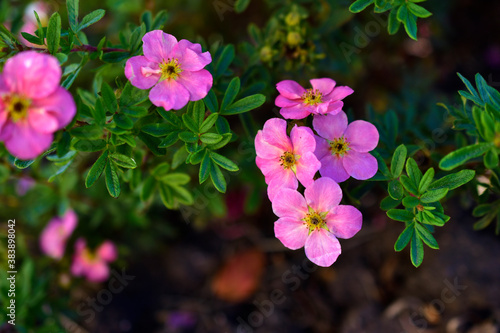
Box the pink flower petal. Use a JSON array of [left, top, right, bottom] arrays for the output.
[[61, 209, 78, 234], [325, 85, 354, 101], [274, 217, 308, 250], [343, 150, 378, 180], [176, 69, 213, 101], [310, 78, 336, 95], [142, 30, 178, 63], [40, 218, 65, 259], [319, 155, 350, 183], [28, 108, 60, 134], [255, 130, 283, 160], [304, 229, 341, 267], [295, 152, 320, 188], [304, 177, 342, 212], [326, 205, 362, 239], [314, 135, 331, 160], [174, 39, 212, 71], [96, 241, 118, 262], [30, 87, 76, 129], [280, 104, 311, 119], [344, 120, 379, 152], [276, 80, 306, 100], [4, 122, 53, 160], [312, 111, 348, 140], [149, 79, 190, 111], [290, 125, 316, 156], [125, 56, 160, 90], [262, 118, 292, 152], [271, 187, 307, 219], [275, 95, 298, 108], [267, 170, 299, 202], [313, 102, 330, 115], [326, 101, 343, 114], [4, 51, 61, 99], [256, 156, 282, 184], [0, 111, 7, 133], [85, 261, 110, 282]]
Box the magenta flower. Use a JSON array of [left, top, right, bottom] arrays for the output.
[[40, 209, 77, 260], [255, 118, 321, 201], [273, 177, 362, 267], [71, 238, 118, 283], [275, 78, 353, 120], [313, 111, 379, 182], [125, 30, 213, 111], [0, 51, 76, 160]]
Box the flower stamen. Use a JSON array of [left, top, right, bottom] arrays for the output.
[[302, 88, 323, 106], [159, 58, 182, 80], [3, 94, 30, 122], [329, 137, 350, 157], [280, 151, 296, 170]]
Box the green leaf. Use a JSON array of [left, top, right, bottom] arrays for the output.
[[20, 32, 43, 45], [200, 113, 219, 133], [215, 117, 231, 135], [380, 196, 401, 210], [110, 153, 137, 169], [179, 131, 198, 143], [407, 2, 432, 18], [387, 8, 401, 34], [138, 132, 166, 156], [484, 149, 499, 169], [192, 100, 205, 128], [141, 176, 156, 201], [234, 0, 251, 13], [406, 158, 422, 187], [400, 175, 418, 195], [121, 81, 150, 106], [210, 152, 239, 172], [420, 188, 448, 203], [372, 150, 391, 178], [397, 5, 417, 40], [349, 0, 374, 13], [172, 146, 189, 168], [480, 109, 495, 141], [141, 123, 176, 137], [158, 131, 181, 148], [199, 151, 211, 184], [387, 209, 414, 222], [428, 169, 475, 191], [57, 131, 72, 157], [47, 13, 61, 55], [151, 162, 170, 177], [170, 184, 194, 205], [105, 160, 121, 198], [159, 183, 174, 209], [415, 223, 439, 249], [77, 9, 105, 32], [182, 113, 199, 133], [475, 73, 490, 104], [200, 133, 223, 145], [221, 77, 241, 112], [473, 211, 496, 230], [391, 144, 407, 178], [410, 232, 424, 267], [67, 0, 79, 32], [402, 196, 420, 208], [215, 44, 235, 78], [388, 179, 404, 200], [92, 99, 106, 127], [210, 162, 227, 193], [71, 125, 103, 140], [473, 203, 493, 217], [221, 94, 265, 115], [101, 82, 117, 113], [457, 73, 481, 103], [85, 150, 108, 188], [74, 139, 106, 152], [122, 106, 148, 118], [394, 222, 414, 251], [114, 114, 134, 129], [159, 173, 190, 185], [420, 210, 446, 226], [418, 168, 434, 193], [439, 143, 494, 170], [203, 90, 219, 114]]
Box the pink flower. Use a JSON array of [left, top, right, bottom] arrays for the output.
[[255, 118, 321, 201], [19, 2, 50, 48], [71, 239, 118, 283], [0, 51, 76, 160], [125, 30, 213, 111], [40, 209, 77, 260], [275, 78, 353, 120], [313, 111, 379, 182], [273, 177, 362, 267]]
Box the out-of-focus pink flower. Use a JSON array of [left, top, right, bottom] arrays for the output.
[[0, 51, 76, 160], [273, 177, 362, 267], [275, 78, 353, 119], [125, 30, 213, 111], [255, 118, 321, 201], [71, 239, 117, 283], [40, 209, 77, 260], [16, 176, 35, 196], [313, 111, 379, 182], [19, 2, 50, 48]]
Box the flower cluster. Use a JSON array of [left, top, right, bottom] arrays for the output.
[[255, 78, 379, 266], [40, 209, 117, 283]]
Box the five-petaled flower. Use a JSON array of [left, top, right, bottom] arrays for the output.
[[273, 177, 362, 267], [313, 111, 379, 182], [40, 209, 78, 260], [255, 118, 321, 201], [275, 78, 353, 120], [71, 238, 118, 283], [125, 30, 213, 111], [0, 51, 76, 160]]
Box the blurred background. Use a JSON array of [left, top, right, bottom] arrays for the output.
[[1, 0, 500, 332]]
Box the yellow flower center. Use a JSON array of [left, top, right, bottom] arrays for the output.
[[303, 208, 328, 233], [302, 88, 323, 106], [280, 151, 296, 170], [3, 94, 30, 122], [159, 58, 182, 80], [329, 137, 350, 157]]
